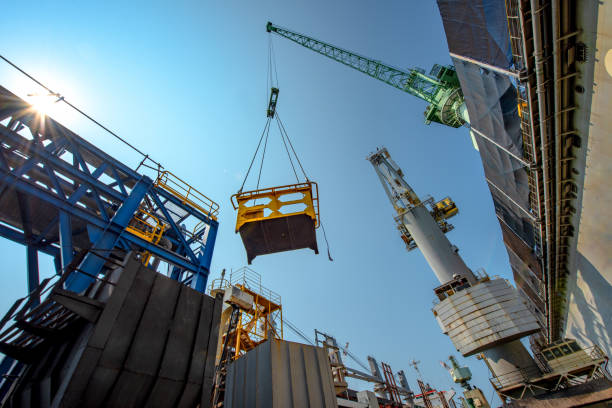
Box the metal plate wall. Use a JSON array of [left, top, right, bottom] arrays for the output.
[[225, 338, 337, 408]]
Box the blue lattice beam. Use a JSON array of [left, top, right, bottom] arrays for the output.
[[0, 85, 219, 295]]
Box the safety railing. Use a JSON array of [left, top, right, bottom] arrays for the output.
[[125, 208, 167, 265], [547, 345, 608, 371], [490, 346, 607, 390], [155, 170, 219, 220], [0, 248, 121, 363], [227, 267, 283, 356], [473, 268, 490, 283], [208, 277, 230, 294], [181, 221, 209, 251], [207, 268, 283, 308], [0, 276, 60, 337], [397, 222, 417, 251], [505, 0, 527, 72], [229, 267, 281, 306], [231, 181, 319, 232], [125, 209, 166, 244], [420, 195, 435, 208], [490, 365, 542, 390]]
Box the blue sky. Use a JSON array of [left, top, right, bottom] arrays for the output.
[[1, 1, 511, 404]]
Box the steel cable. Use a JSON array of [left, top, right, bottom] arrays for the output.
[[275, 111, 309, 181], [0, 54, 163, 170], [275, 118, 299, 183], [255, 119, 271, 191], [238, 117, 271, 193], [282, 318, 315, 345]]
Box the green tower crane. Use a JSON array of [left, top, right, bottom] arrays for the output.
[[266, 22, 468, 128]]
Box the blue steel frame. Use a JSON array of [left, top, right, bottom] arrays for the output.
[[0, 86, 219, 295]]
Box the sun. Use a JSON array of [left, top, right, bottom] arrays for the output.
[[28, 92, 61, 116]]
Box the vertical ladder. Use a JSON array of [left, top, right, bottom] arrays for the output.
[[211, 306, 240, 407], [380, 362, 402, 404], [417, 379, 434, 408], [438, 390, 451, 408]]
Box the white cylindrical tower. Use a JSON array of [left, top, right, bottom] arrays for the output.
[[400, 204, 476, 284], [368, 147, 541, 380]]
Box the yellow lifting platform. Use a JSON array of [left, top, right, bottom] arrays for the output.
[[155, 170, 219, 221], [232, 85, 324, 263], [231, 182, 319, 264]]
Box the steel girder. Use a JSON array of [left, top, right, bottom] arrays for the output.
[[0, 85, 218, 295]]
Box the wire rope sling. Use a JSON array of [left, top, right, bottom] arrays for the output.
[[231, 86, 320, 264]]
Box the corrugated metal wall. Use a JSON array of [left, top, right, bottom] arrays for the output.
[[7, 255, 223, 408], [225, 338, 338, 408]]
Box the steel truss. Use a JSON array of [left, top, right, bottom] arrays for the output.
[[0, 85, 219, 295]]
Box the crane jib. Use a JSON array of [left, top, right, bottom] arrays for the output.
[[265, 21, 466, 128]]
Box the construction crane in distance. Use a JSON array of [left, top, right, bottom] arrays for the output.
[[266, 21, 468, 128], [313, 330, 414, 405]]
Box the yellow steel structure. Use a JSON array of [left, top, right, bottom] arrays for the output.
[[432, 197, 458, 220], [155, 170, 220, 221], [209, 267, 283, 361], [230, 182, 319, 232], [397, 196, 459, 251], [125, 208, 167, 264]]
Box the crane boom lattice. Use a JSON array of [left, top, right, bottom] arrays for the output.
[[266, 22, 467, 128]]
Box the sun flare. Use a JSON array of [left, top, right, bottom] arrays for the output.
[[29, 93, 57, 116]]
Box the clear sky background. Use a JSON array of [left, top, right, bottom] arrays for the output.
[[1, 1, 513, 405]]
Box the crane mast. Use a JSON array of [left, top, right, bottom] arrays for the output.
[[368, 147, 474, 284], [266, 22, 468, 128], [368, 147, 542, 383]]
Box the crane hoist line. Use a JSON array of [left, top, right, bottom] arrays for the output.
[[231, 87, 321, 264], [266, 21, 469, 128]]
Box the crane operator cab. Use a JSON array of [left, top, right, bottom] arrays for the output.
[[539, 339, 597, 372], [231, 182, 319, 264]]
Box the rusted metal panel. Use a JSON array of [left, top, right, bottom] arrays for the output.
[[225, 338, 337, 408], [500, 222, 542, 280], [513, 273, 545, 315], [238, 214, 318, 264]]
